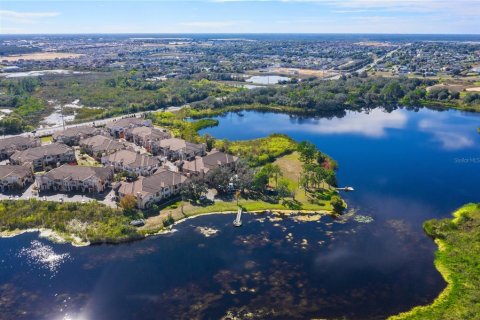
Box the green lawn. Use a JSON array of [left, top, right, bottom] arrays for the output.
[[141, 152, 336, 232], [74, 148, 102, 167], [40, 135, 53, 144], [389, 203, 480, 320]]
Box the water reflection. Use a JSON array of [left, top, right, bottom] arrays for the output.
[[418, 118, 478, 150], [0, 212, 446, 320], [1, 107, 478, 319], [285, 108, 408, 138], [18, 240, 71, 277]]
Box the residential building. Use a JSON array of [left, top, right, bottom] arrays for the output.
[[52, 126, 104, 146], [157, 138, 206, 161], [182, 150, 239, 177], [0, 136, 41, 160], [101, 149, 160, 176], [36, 164, 114, 193], [125, 126, 171, 153], [105, 117, 152, 138], [117, 169, 188, 209], [79, 135, 127, 159], [0, 165, 34, 191], [10, 143, 75, 171]]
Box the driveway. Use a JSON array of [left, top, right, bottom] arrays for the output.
[[0, 183, 118, 208]]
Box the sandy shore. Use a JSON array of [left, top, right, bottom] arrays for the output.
[[0, 228, 89, 247]]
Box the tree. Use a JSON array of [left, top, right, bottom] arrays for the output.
[[276, 179, 292, 198], [252, 170, 269, 191], [312, 165, 328, 188], [381, 81, 404, 101], [204, 134, 215, 152], [206, 166, 233, 194], [234, 160, 254, 192], [262, 163, 282, 187], [331, 195, 345, 214], [120, 194, 137, 214], [181, 176, 208, 203], [297, 141, 317, 164]]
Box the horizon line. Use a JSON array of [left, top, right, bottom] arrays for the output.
[[1, 32, 480, 36]]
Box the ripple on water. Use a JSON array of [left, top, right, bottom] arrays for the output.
[[17, 240, 70, 276]]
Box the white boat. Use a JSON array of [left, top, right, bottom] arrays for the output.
[[233, 207, 242, 227]]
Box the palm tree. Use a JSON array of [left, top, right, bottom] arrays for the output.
[[262, 163, 283, 187]]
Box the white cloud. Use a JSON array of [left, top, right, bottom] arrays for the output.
[[284, 109, 408, 138], [211, 0, 480, 15], [0, 10, 60, 24]]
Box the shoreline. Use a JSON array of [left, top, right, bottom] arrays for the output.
[[388, 203, 480, 319], [387, 238, 452, 320], [0, 208, 333, 246], [0, 228, 90, 247]]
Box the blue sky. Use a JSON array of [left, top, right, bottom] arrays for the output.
[[0, 1, 479, 34]]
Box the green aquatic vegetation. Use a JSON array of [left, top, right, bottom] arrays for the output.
[[216, 134, 298, 167], [353, 214, 374, 223], [389, 203, 480, 320], [147, 110, 219, 142], [0, 200, 140, 244]]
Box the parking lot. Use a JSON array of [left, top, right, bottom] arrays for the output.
[[0, 183, 118, 208]]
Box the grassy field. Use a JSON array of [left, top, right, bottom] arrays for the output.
[[141, 152, 336, 233], [40, 135, 53, 144], [216, 133, 298, 167], [389, 203, 480, 320], [74, 147, 102, 167]]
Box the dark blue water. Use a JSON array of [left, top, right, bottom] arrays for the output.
[[1, 108, 479, 320], [201, 108, 480, 223]]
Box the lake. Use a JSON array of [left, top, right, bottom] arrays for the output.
[[1, 107, 479, 319]]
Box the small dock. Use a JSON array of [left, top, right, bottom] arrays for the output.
[[233, 207, 243, 227], [336, 186, 355, 192]]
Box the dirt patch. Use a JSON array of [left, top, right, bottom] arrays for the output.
[[355, 41, 395, 47], [270, 67, 336, 78], [465, 87, 480, 92], [1, 52, 83, 62]]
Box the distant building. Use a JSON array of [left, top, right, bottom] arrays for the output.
[[117, 169, 188, 209], [125, 126, 171, 154], [157, 138, 205, 161], [0, 136, 41, 160], [182, 150, 238, 177], [10, 143, 75, 171], [0, 165, 34, 191], [101, 149, 160, 176], [79, 135, 127, 159], [52, 126, 104, 146], [36, 164, 113, 193], [105, 117, 152, 138]]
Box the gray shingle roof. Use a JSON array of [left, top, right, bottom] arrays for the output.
[[0, 165, 32, 180], [0, 136, 38, 151], [80, 135, 126, 153], [104, 149, 159, 169], [10, 143, 73, 163], [118, 169, 187, 196], [42, 164, 113, 181]]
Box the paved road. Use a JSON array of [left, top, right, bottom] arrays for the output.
[[1, 105, 184, 139], [33, 105, 184, 138], [355, 44, 408, 74]]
